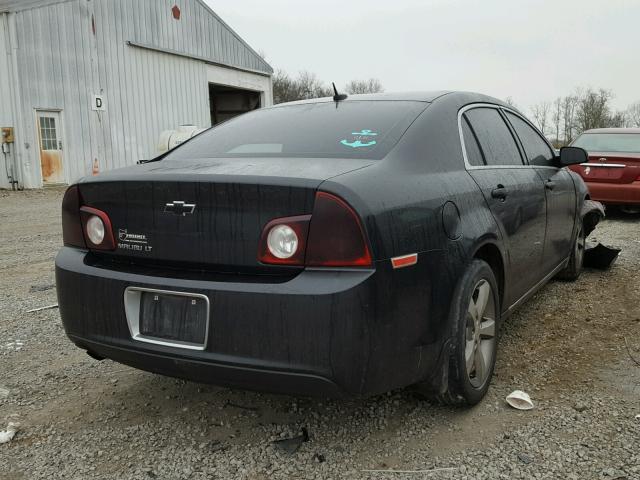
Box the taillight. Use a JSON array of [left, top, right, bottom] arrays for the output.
[[60, 186, 116, 251], [61, 185, 86, 248], [257, 215, 311, 265], [306, 192, 372, 267], [79, 206, 116, 250], [258, 192, 372, 267]]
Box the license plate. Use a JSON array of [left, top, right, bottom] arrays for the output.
[[124, 288, 210, 350]]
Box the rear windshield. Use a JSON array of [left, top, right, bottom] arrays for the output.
[[572, 133, 640, 153], [165, 101, 427, 160]]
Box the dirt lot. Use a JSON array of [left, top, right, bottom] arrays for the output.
[[1, 187, 639, 480]]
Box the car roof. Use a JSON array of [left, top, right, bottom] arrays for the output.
[[270, 91, 509, 108], [581, 128, 640, 134]]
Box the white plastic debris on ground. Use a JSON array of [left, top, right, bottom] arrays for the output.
[[506, 390, 535, 410], [0, 422, 20, 444]]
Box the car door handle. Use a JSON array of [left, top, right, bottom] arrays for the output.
[[545, 180, 556, 190], [491, 185, 508, 200]]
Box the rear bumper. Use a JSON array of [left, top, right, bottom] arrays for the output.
[[56, 247, 451, 397], [584, 181, 640, 204], [69, 335, 345, 397]]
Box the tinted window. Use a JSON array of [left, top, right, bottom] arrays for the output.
[[465, 108, 523, 166], [506, 112, 554, 166], [461, 117, 485, 166], [165, 101, 427, 161], [572, 133, 640, 153]]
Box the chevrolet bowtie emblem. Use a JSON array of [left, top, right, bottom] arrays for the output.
[[163, 201, 196, 216]]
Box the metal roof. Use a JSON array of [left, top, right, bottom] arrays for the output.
[[0, 0, 272, 74]]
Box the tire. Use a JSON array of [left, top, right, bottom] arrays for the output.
[[419, 259, 500, 406], [557, 224, 585, 281]]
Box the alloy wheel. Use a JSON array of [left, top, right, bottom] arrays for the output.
[[465, 279, 496, 388], [575, 227, 585, 269]]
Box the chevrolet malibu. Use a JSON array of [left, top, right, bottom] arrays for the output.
[[56, 91, 599, 405]]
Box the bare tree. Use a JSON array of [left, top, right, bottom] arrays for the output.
[[551, 98, 563, 146], [344, 78, 384, 95], [531, 102, 550, 135], [562, 95, 579, 143], [575, 88, 613, 132], [504, 97, 517, 108], [608, 111, 629, 128], [272, 70, 301, 104], [273, 70, 331, 104], [297, 71, 332, 99], [627, 101, 640, 127]]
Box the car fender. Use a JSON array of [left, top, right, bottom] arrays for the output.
[[582, 199, 605, 236], [566, 168, 605, 236]]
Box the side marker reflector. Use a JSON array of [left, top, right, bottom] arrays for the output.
[[391, 253, 418, 269]]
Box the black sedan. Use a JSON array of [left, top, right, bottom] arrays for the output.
[[56, 91, 600, 405]]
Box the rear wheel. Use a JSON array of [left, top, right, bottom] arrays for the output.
[[420, 260, 500, 406], [557, 224, 585, 281]]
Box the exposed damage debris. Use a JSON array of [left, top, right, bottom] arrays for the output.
[[584, 243, 621, 269], [581, 200, 621, 270], [581, 199, 605, 237]]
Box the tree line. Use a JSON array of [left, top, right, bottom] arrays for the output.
[[272, 70, 384, 104], [525, 88, 640, 147]]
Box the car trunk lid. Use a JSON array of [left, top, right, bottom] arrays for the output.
[[78, 157, 373, 272], [570, 152, 640, 184]]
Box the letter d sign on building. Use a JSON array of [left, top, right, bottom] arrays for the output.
[[92, 95, 106, 111]]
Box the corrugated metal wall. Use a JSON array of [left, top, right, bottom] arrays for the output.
[[4, 0, 272, 188], [0, 14, 14, 189], [0, 15, 12, 126]]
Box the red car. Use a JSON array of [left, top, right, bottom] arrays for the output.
[[569, 128, 640, 212]]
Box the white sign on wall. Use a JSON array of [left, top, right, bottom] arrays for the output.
[[92, 95, 106, 111]]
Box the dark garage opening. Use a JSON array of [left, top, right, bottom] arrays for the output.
[[209, 84, 261, 125]]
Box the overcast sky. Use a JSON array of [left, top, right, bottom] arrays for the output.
[[206, 0, 639, 113]]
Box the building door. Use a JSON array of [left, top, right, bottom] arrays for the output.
[[209, 84, 261, 125], [37, 111, 65, 184]]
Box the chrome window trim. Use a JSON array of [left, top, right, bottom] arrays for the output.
[[458, 103, 558, 171], [124, 286, 210, 351]]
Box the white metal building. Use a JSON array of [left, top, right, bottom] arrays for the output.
[[0, 0, 273, 189]]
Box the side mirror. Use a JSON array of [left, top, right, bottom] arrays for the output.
[[558, 146, 588, 166]]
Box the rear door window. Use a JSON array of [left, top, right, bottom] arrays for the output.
[[505, 112, 555, 167], [165, 101, 427, 161], [465, 108, 523, 166], [461, 117, 485, 166]]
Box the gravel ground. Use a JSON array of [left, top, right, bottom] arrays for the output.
[[1, 187, 639, 480]]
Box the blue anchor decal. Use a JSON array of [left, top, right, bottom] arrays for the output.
[[340, 129, 378, 148], [340, 139, 377, 148]]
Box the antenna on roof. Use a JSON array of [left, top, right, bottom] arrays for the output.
[[332, 82, 348, 102]]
